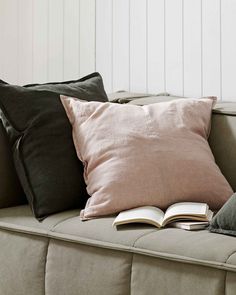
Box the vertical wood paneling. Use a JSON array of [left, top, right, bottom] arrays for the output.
[[48, 0, 64, 81], [0, 0, 18, 83], [80, 0, 96, 77], [113, 0, 129, 92], [221, 0, 236, 100], [0, 0, 96, 85], [165, 0, 183, 96], [2, 0, 236, 100], [183, 0, 202, 97], [130, 0, 147, 92], [96, 0, 113, 93], [202, 0, 221, 99], [64, 0, 80, 80], [18, 0, 33, 85], [147, 0, 165, 93], [32, 0, 48, 83]]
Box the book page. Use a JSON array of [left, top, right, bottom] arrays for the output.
[[163, 202, 209, 225], [113, 206, 165, 227]]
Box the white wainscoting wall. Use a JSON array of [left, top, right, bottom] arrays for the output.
[[0, 0, 236, 100], [0, 0, 95, 85]]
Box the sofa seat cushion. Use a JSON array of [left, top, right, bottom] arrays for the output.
[[0, 205, 80, 235], [0, 205, 236, 273]]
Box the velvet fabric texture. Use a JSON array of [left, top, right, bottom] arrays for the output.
[[61, 96, 233, 220], [0, 73, 108, 220]]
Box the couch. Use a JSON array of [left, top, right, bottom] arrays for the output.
[[0, 93, 236, 295]]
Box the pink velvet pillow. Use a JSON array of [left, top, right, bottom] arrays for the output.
[[61, 96, 233, 220]]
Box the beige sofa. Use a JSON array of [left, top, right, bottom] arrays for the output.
[[0, 93, 236, 295]]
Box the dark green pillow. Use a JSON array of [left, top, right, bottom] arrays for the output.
[[208, 193, 236, 236], [0, 121, 26, 208], [0, 72, 108, 220], [24, 72, 108, 101]]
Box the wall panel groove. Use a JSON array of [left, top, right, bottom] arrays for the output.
[[80, 0, 96, 77], [165, 0, 183, 96], [183, 0, 202, 97], [130, 0, 147, 92], [95, 0, 113, 92], [221, 0, 236, 100], [164, 0, 166, 92], [147, 0, 165, 94], [113, 0, 129, 91], [63, 0, 80, 80], [202, 0, 221, 99]]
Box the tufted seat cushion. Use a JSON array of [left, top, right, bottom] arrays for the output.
[[0, 205, 236, 295]]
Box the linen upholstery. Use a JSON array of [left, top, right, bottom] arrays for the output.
[[0, 73, 108, 220], [131, 255, 225, 295], [46, 240, 131, 295], [0, 73, 107, 218], [24, 72, 108, 102], [120, 92, 236, 192], [0, 229, 47, 295], [0, 205, 236, 295], [1, 92, 236, 294], [226, 253, 236, 294], [61, 96, 232, 219]]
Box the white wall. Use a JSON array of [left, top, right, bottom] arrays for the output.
[[1, 0, 236, 101], [0, 0, 95, 85], [96, 0, 236, 101]]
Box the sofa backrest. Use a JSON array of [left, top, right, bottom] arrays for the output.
[[209, 102, 236, 192]]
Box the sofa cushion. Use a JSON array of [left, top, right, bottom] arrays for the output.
[[0, 73, 108, 220], [0, 205, 236, 273], [46, 239, 132, 295], [1, 205, 236, 295], [0, 229, 47, 295]]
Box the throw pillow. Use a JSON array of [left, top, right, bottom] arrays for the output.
[[61, 96, 233, 220], [0, 73, 108, 220], [208, 193, 236, 236], [24, 72, 108, 102], [0, 121, 26, 208]]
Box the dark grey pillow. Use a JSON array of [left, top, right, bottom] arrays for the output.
[[24, 72, 108, 102], [0, 72, 108, 220], [0, 121, 26, 208], [208, 193, 236, 236]]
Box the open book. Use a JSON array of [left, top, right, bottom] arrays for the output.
[[113, 202, 213, 230]]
